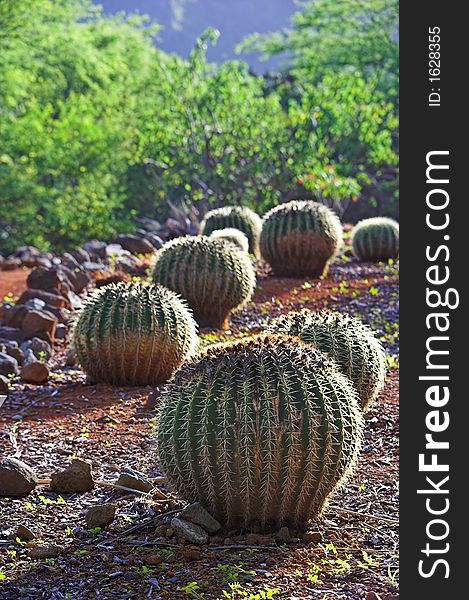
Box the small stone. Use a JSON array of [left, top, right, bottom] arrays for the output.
[[28, 544, 62, 559], [144, 387, 161, 411], [0, 457, 37, 498], [20, 361, 50, 384], [14, 524, 36, 541], [179, 502, 221, 534], [22, 309, 57, 339], [275, 526, 291, 544], [0, 326, 23, 343], [114, 234, 154, 255], [116, 468, 153, 493], [85, 504, 116, 530], [27, 267, 64, 291], [365, 593, 381, 600], [55, 323, 67, 340], [179, 546, 203, 561], [50, 458, 94, 494], [303, 531, 323, 544], [145, 554, 163, 565], [82, 240, 107, 259], [21, 337, 52, 361], [170, 518, 208, 545], [70, 247, 91, 263]]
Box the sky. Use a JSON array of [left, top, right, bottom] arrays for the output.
[[98, 0, 297, 71]]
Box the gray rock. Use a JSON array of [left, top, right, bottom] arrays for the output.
[[21, 337, 52, 361], [144, 233, 164, 250], [17, 289, 66, 308], [82, 261, 106, 272], [82, 240, 107, 259], [1, 340, 23, 365], [0, 457, 37, 498], [85, 504, 116, 530], [0, 352, 19, 377], [25, 298, 46, 311], [114, 234, 154, 255], [0, 326, 23, 343], [50, 458, 94, 494], [179, 503, 221, 534], [28, 544, 62, 559], [70, 247, 91, 263], [55, 323, 67, 340], [116, 468, 153, 493], [27, 267, 64, 291], [170, 517, 209, 545], [21, 309, 57, 340]]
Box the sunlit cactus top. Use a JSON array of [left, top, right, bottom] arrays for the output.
[[209, 228, 250, 253], [351, 217, 399, 262], [200, 206, 262, 256]]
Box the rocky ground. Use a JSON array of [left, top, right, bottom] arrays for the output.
[[0, 242, 399, 600]]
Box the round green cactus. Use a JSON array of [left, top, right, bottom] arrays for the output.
[[260, 200, 343, 278], [72, 282, 198, 386], [156, 333, 363, 531], [152, 236, 256, 329], [269, 310, 386, 411], [351, 217, 399, 262], [200, 206, 262, 257], [209, 228, 250, 253]]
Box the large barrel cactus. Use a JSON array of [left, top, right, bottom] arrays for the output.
[[269, 310, 386, 411], [200, 206, 262, 257], [152, 236, 256, 329], [73, 282, 198, 386], [351, 217, 399, 262], [156, 334, 363, 531], [260, 200, 343, 278], [209, 228, 250, 253]]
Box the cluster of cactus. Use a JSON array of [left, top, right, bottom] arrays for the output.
[[72, 282, 198, 386], [209, 228, 250, 253], [260, 200, 343, 277], [269, 310, 386, 411], [351, 217, 399, 262], [200, 206, 262, 257], [156, 333, 363, 531], [152, 236, 256, 329]]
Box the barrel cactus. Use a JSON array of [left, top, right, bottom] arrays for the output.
[[260, 200, 343, 278], [351, 217, 399, 262], [72, 282, 198, 386], [269, 310, 386, 411], [152, 236, 256, 329], [156, 334, 363, 531], [200, 206, 262, 257], [209, 228, 250, 253]]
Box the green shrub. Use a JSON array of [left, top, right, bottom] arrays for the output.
[[72, 282, 198, 386]]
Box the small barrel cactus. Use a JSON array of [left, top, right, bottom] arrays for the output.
[[260, 200, 343, 278], [269, 310, 386, 411], [200, 206, 262, 256], [351, 217, 399, 262], [209, 228, 250, 253], [152, 236, 256, 329], [156, 334, 363, 531], [72, 282, 198, 386]]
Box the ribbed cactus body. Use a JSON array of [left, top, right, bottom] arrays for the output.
[[200, 206, 262, 256], [209, 228, 250, 253], [260, 200, 343, 278], [73, 282, 198, 386], [351, 217, 399, 262], [152, 236, 256, 329], [269, 310, 386, 411], [156, 334, 363, 531]]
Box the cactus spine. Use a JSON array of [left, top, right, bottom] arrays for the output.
[[209, 228, 250, 253], [200, 206, 262, 257], [73, 282, 198, 386], [152, 236, 256, 329], [351, 217, 399, 262], [156, 334, 363, 531], [269, 310, 386, 411], [260, 200, 343, 278]]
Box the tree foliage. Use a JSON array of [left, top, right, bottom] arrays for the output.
[[0, 0, 398, 254]]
